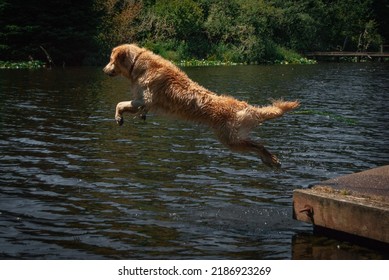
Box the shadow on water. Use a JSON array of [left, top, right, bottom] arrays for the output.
[[0, 64, 388, 259]]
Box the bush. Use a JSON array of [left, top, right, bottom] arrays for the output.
[[272, 45, 316, 64], [0, 60, 46, 69]]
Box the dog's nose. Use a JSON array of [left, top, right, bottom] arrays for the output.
[[103, 66, 113, 76], [103, 64, 117, 76]]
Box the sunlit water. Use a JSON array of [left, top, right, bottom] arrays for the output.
[[0, 64, 388, 259]]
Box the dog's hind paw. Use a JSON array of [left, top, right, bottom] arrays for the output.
[[261, 153, 281, 168], [116, 116, 124, 126]]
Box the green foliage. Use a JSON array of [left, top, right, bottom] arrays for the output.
[[153, 0, 203, 40], [0, 0, 387, 65], [0, 0, 100, 65], [137, 0, 383, 64], [94, 0, 142, 60], [144, 0, 209, 59], [177, 59, 240, 67], [142, 40, 185, 61], [327, 0, 382, 51], [271, 45, 317, 64], [272, 0, 325, 51], [0, 60, 45, 69]]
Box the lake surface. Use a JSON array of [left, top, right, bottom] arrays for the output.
[[0, 63, 388, 259]]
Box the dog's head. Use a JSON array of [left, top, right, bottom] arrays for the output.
[[103, 44, 140, 78]]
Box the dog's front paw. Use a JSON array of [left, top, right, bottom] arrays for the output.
[[115, 116, 124, 126]]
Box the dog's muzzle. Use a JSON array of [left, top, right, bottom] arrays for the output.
[[103, 65, 117, 77]]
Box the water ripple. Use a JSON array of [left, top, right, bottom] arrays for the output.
[[1, 65, 388, 259]]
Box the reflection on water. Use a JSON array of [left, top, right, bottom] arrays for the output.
[[0, 64, 388, 259], [292, 233, 389, 260]]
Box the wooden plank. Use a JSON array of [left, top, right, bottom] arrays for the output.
[[305, 51, 389, 58], [293, 166, 389, 244]]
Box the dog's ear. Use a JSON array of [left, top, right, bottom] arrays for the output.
[[116, 48, 127, 63]]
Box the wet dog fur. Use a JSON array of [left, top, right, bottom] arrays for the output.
[[103, 44, 299, 167]]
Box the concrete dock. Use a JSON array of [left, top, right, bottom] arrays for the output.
[[293, 165, 389, 244]]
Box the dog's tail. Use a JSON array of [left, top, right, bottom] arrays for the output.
[[253, 99, 300, 122]]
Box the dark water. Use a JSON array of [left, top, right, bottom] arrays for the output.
[[0, 64, 388, 259]]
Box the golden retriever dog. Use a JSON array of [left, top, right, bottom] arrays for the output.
[[103, 44, 299, 167]]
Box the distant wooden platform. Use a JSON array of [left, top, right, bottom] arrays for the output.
[[305, 51, 389, 61], [293, 166, 389, 244]]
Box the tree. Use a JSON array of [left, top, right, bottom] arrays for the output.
[[0, 0, 386, 65], [372, 0, 389, 43], [95, 0, 142, 59], [151, 0, 207, 58], [272, 0, 327, 51], [0, 0, 100, 65], [329, 0, 382, 51]]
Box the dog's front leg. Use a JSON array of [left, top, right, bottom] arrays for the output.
[[115, 100, 144, 125]]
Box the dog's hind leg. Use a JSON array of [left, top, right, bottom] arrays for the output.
[[115, 100, 145, 125], [227, 139, 281, 168], [215, 129, 281, 167]]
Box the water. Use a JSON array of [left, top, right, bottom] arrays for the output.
[[0, 64, 388, 259]]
